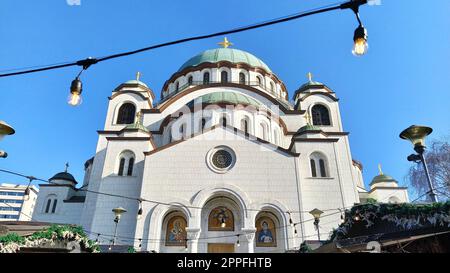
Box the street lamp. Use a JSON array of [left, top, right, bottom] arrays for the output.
[[309, 208, 324, 241], [110, 207, 127, 250], [0, 120, 15, 158], [400, 125, 438, 202]]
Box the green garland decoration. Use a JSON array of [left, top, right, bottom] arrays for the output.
[[0, 224, 100, 253]]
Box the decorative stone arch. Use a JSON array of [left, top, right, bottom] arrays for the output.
[[112, 100, 138, 126], [190, 185, 251, 228], [249, 201, 290, 251], [217, 67, 232, 83], [116, 150, 136, 176], [42, 194, 58, 214], [144, 200, 192, 252], [237, 69, 250, 84], [309, 151, 330, 178], [309, 103, 333, 126]]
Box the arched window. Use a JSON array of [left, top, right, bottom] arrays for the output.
[[127, 157, 134, 176], [201, 118, 207, 131], [118, 158, 126, 176], [310, 152, 328, 178], [117, 151, 135, 176], [116, 103, 136, 124], [241, 117, 249, 134], [221, 71, 228, 83], [260, 123, 268, 140], [219, 115, 227, 127], [45, 199, 51, 213], [257, 76, 263, 87], [175, 81, 179, 92], [188, 76, 193, 85], [311, 105, 331, 126], [208, 206, 234, 231], [255, 212, 277, 247], [165, 213, 187, 246], [203, 72, 210, 84], [270, 82, 275, 93], [310, 159, 317, 177], [44, 195, 57, 214], [239, 73, 246, 85], [179, 123, 186, 139], [51, 199, 58, 213], [319, 159, 327, 177]]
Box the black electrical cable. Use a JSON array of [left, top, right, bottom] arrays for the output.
[[0, 0, 367, 78]]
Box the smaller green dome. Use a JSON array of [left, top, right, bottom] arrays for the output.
[[370, 174, 397, 185], [125, 122, 149, 132], [49, 172, 77, 184], [296, 124, 322, 134], [124, 80, 149, 89]]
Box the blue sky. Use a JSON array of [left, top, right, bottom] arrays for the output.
[[0, 0, 449, 198]]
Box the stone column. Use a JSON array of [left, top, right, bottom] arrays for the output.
[[241, 228, 257, 253], [185, 227, 201, 253]]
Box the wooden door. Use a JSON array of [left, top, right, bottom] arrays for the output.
[[207, 243, 235, 253]]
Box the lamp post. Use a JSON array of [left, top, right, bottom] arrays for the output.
[[110, 207, 127, 250], [400, 125, 438, 202], [0, 120, 15, 158], [309, 208, 324, 241]]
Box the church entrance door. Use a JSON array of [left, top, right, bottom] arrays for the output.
[[207, 243, 235, 253]]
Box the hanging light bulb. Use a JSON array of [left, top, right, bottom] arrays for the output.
[[236, 235, 240, 247], [23, 187, 31, 201], [138, 238, 142, 248], [67, 77, 83, 106], [220, 218, 226, 228], [184, 239, 189, 251], [137, 200, 143, 220], [352, 25, 368, 56], [288, 212, 295, 227]]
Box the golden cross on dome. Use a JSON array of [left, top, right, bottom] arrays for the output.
[[304, 112, 312, 125], [136, 71, 142, 81], [378, 163, 383, 175], [218, 37, 233, 48], [307, 72, 313, 82]]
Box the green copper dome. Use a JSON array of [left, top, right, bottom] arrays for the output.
[[179, 48, 272, 73], [187, 91, 262, 108], [49, 172, 77, 184], [296, 124, 322, 134], [370, 174, 397, 186], [124, 80, 149, 89]]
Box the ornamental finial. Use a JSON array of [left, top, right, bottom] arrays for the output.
[[307, 72, 313, 82], [378, 163, 383, 175], [136, 71, 141, 81], [65, 162, 69, 172], [304, 112, 312, 125], [218, 37, 233, 48]]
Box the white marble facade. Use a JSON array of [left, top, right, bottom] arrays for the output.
[[33, 44, 408, 252]]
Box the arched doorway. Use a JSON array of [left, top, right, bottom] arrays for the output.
[[199, 196, 243, 253]]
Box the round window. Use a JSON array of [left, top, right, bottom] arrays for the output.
[[207, 146, 236, 173]]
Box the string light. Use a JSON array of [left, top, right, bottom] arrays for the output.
[[345, 0, 369, 56], [0, 1, 370, 85], [67, 58, 97, 107], [137, 199, 143, 220], [23, 176, 36, 201], [287, 211, 295, 227]]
